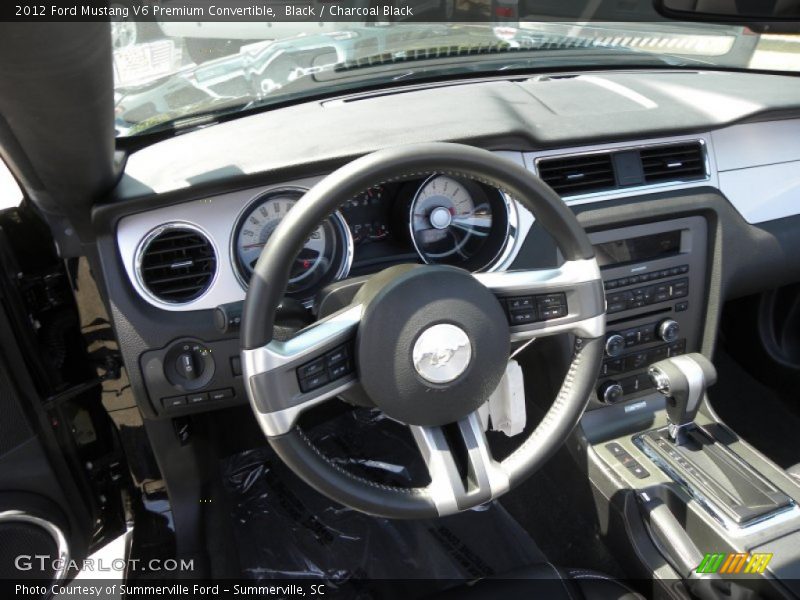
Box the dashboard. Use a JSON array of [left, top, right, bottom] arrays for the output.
[[118, 173, 531, 311], [102, 69, 800, 420]]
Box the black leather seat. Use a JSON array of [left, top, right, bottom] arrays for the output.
[[439, 564, 645, 600]]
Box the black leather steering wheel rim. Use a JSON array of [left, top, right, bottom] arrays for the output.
[[241, 142, 606, 518]]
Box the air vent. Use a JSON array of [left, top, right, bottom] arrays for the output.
[[138, 226, 216, 304], [640, 142, 706, 184], [537, 153, 616, 195]]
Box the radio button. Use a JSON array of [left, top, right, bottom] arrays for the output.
[[605, 334, 625, 358], [647, 345, 669, 362], [607, 301, 626, 314], [599, 381, 624, 404], [657, 319, 680, 343], [624, 352, 649, 371]]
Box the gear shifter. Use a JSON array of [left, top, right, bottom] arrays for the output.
[[648, 353, 717, 445]]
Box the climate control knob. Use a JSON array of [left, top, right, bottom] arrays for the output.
[[599, 381, 624, 404], [657, 319, 680, 343], [604, 333, 625, 358]]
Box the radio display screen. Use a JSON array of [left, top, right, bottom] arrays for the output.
[[593, 230, 682, 268]]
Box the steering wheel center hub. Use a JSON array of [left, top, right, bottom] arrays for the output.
[[412, 323, 472, 384], [353, 264, 510, 426]]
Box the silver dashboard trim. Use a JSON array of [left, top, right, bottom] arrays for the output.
[[529, 135, 715, 206], [407, 173, 515, 272], [117, 156, 535, 313], [227, 185, 355, 306]]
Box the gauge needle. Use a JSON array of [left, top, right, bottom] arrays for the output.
[[242, 242, 267, 249], [451, 215, 492, 228]]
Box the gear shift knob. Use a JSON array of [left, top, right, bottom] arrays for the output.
[[648, 353, 717, 444]]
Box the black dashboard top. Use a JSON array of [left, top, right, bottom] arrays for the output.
[[117, 69, 800, 201]]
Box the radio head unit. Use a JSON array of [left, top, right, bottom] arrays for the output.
[[587, 216, 708, 408]]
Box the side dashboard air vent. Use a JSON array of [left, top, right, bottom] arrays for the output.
[[536, 153, 616, 195], [137, 225, 217, 304], [640, 142, 706, 183]]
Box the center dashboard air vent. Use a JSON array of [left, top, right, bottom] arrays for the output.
[[535, 153, 616, 195], [137, 225, 217, 304], [640, 142, 706, 183], [536, 140, 707, 197]]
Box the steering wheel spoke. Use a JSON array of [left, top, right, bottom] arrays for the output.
[[410, 412, 509, 516], [475, 258, 605, 341], [241, 303, 362, 436]]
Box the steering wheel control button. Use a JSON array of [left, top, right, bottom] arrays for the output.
[[325, 347, 348, 366], [412, 324, 473, 384], [502, 292, 567, 326], [507, 296, 534, 310], [329, 362, 350, 380], [297, 358, 326, 379], [510, 308, 536, 325], [356, 264, 509, 426], [298, 371, 330, 393], [296, 343, 354, 393]]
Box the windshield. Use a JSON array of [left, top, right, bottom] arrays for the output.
[[112, 10, 800, 137]]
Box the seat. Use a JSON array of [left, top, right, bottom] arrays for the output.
[[438, 564, 645, 600]]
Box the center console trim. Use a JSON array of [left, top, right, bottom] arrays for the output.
[[634, 426, 799, 534]]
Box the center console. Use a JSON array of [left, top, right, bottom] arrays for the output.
[[580, 215, 800, 598], [587, 216, 708, 406]]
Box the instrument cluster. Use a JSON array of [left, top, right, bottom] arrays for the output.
[[233, 176, 515, 304]]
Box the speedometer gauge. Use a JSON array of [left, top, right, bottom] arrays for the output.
[[233, 189, 353, 303], [409, 175, 510, 270]]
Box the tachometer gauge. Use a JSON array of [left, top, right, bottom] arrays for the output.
[[233, 189, 353, 303], [409, 175, 510, 270]]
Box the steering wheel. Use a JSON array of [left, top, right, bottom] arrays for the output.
[[241, 143, 606, 518]]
